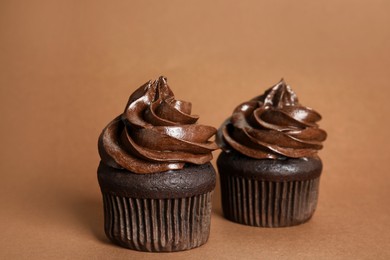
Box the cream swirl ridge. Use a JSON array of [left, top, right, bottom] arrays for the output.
[[99, 76, 218, 174], [217, 79, 327, 159]]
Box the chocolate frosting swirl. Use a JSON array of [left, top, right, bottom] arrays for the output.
[[217, 79, 327, 159], [99, 76, 218, 174]]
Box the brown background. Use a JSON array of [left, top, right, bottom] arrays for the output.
[[1, 0, 390, 259]]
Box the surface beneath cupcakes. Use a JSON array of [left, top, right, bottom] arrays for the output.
[[3, 1, 390, 259]]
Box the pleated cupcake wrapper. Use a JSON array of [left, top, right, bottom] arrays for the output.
[[220, 175, 320, 227], [102, 192, 213, 252]]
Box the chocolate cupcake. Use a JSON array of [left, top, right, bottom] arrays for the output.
[[216, 80, 327, 227], [98, 76, 218, 251]]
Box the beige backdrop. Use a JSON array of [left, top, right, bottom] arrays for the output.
[[1, 0, 390, 259]]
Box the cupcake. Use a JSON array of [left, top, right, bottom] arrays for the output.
[[98, 76, 218, 251], [216, 79, 327, 227]]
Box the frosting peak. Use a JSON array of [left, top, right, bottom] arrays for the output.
[[99, 76, 218, 174], [217, 79, 327, 159], [262, 79, 298, 107]]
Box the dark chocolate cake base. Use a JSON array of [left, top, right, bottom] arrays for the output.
[[98, 162, 216, 252], [217, 152, 322, 227]]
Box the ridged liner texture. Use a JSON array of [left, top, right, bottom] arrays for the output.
[[220, 176, 320, 227], [102, 192, 213, 252]]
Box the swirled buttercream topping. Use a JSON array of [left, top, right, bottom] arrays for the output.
[[99, 76, 218, 174], [217, 79, 327, 159]]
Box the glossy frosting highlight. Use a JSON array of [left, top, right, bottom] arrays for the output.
[[217, 79, 327, 159], [99, 76, 218, 174]]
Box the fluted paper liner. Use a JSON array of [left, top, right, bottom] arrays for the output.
[[220, 175, 320, 227], [102, 192, 213, 251]]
